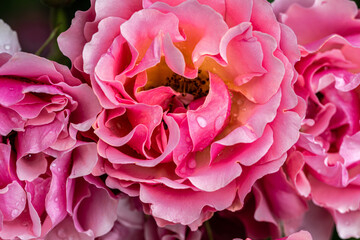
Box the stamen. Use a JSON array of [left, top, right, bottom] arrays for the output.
[[164, 70, 209, 99]]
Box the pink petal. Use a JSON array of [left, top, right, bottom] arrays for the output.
[[0, 181, 26, 221], [218, 22, 267, 87], [224, 0, 253, 27], [187, 73, 230, 151], [16, 117, 64, 157], [150, 0, 228, 63], [16, 153, 48, 182], [281, 0, 360, 51], [74, 184, 118, 237], [44, 216, 93, 240], [309, 174, 360, 213], [332, 209, 360, 239], [83, 17, 125, 75], [120, 8, 184, 77], [139, 181, 237, 226]]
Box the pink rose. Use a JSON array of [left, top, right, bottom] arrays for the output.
[[59, 0, 302, 228], [273, 0, 360, 238], [0, 52, 101, 239]]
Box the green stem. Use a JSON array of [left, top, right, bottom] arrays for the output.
[[205, 221, 214, 240], [35, 26, 60, 56], [280, 221, 285, 238]]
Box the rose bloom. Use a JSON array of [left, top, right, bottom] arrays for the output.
[[273, 0, 360, 238], [59, 0, 302, 228], [0, 52, 102, 239]]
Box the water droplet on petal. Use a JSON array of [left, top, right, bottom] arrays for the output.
[[100, 167, 105, 172], [4, 44, 10, 50], [54, 197, 58, 202], [179, 167, 186, 174], [57, 167, 61, 172], [11, 209, 19, 217], [51, 162, 56, 168], [21, 197, 25, 203], [188, 159, 196, 169], [215, 116, 225, 131], [9, 87, 14, 91], [185, 136, 191, 142], [196, 116, 207, 128], [178, 154, 186, 161], [10, 117, 18, 122], [57, 228, 67, 238]]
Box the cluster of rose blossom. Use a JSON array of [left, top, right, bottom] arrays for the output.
[[1, 0, 360, 239]]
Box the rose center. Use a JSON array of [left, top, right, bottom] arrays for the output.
[[164, 70, 209, 99]]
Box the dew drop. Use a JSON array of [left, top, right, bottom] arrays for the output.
[[4, 44, 10, 50], [242, 76, 252, 82], [57, 228, 67, 238], [21, 197, 25, 203], [178, 154, 186, 161], [179, 167, 187, 174], [188, 159, 196, 169], [215, 116, 224, 131], [11, 209, 19, 217], [185, 136, 191, 143], [100, 167, 105, 172], [196, 116, 207, 128], [57, 167, 61, 172], [51, 162, 56, 168], [9, 87, 14, 91], [15, 202, 20, 207], [10, 117, 18, 122], [54, 197, 59, 202]]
